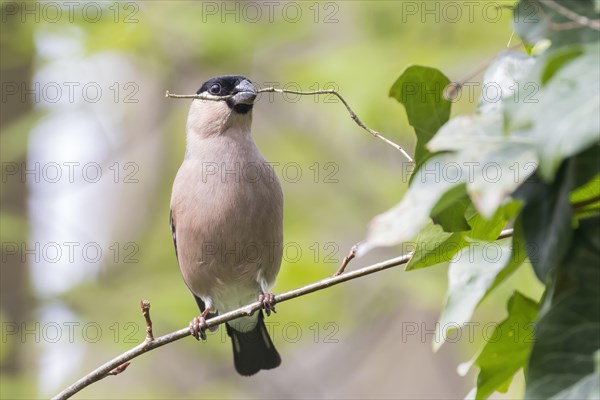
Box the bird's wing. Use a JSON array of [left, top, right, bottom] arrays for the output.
[[169, 208, 178, 261], [170, 206, 215, 319]]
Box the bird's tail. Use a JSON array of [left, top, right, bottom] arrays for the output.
[[226, 310, 281, 376]]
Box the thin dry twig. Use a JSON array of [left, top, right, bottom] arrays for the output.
[[538, 0, 600, 31], [52, 228, 514, 400], [334, 242, 360, 276], [445, 41, 524, 100], [107, 362, 130, 376], [165, 88, 414, 162], [165, 90, 233, 101], [141, 300, 153, 342]]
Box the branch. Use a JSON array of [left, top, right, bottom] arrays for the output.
[[52, 228, 513, 400], [141, 300, 154, 342], [165, 87, 414, 162], [164, 91, 234, 101], [539, 0, 600, 31], [445, 42, 524, 100], [531, 0, 600, 31], [334, 242, 360, 276]]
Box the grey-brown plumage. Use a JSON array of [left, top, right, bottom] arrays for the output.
[[170, 76, 282, 375]]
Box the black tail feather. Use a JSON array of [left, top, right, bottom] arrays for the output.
[[226, 311, 281, 376]]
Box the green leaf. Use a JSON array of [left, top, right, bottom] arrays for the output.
[[359, 152, 468, 255], [428, 111, 538, 217], [431, 185, 471, 232], [405, 224, 466, 271], [435, 238, 527, 351], [477, 50, 536, 114], [360, 51, 541, 255], [571, 145, 600, 191], [570, 147, 600, 220], [466, 201, 521, 241], [407, 201, 522, 271], [513, 0, 600, 48], [473, 292, 539, 400], [517, 159, 576, 282], [389, 66, 451, 164], [571, 174, 600, 204], [506, 43, 600, 181], [433, 207, 471, 233], [487, 217, 528, 296], [572, 174, 600, 221], [550, 368, 600, 400], [526, 217, 600, 399], [466, 212, 506, 241], [360, 113, 537, 255], [539, 46, 584, 85]]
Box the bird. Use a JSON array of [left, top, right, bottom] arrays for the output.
[[169, 75, 283, 376]]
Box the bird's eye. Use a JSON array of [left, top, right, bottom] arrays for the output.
[[209, 84, 221, 95]]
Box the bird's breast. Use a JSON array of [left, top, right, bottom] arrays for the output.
[[171, 135, 283, 304]]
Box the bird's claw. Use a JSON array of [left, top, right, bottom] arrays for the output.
[[189, 316, 208, 341], [259, 293, 277, 316]]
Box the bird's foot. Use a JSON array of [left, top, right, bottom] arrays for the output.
[[258, 292, 277, 316], [189, 316, 208, 341]]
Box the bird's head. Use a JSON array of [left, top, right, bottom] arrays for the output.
[[186, 75, 258, 139]]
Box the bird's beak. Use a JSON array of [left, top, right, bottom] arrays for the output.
[[232, 79, 257, 105]]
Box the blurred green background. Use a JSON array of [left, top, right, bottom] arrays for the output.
[[1, 1, 543, 398]]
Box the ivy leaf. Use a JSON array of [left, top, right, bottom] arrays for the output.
[[516, 159, 576, 282], [549, 361, 600, 400], [513, 0, 600, 48], [466, 201, 521, 242], [571, 173, 600, 203], [406, 201, 522, 271], [359, 153, 466, 255], [571, 145, 600, 192], [506, 43, 600, 181], [571, 174, 600, 220], [430, 185, 471, 232], [434, 237, 527, 352], [405, 222, 466, 271], [477, 50, 536, 114], [359, 113, 537, 255], [486, 217, 529, 297], [472, 292, 539, 400], [433, 204, 471, 233], [538, 45, 584, 85], [571, 146, 600, 220], [389, 66, 451, 164], [360, 51, 540, 256], [526, 217, 600, 399], [428, 111, 538, 218]]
